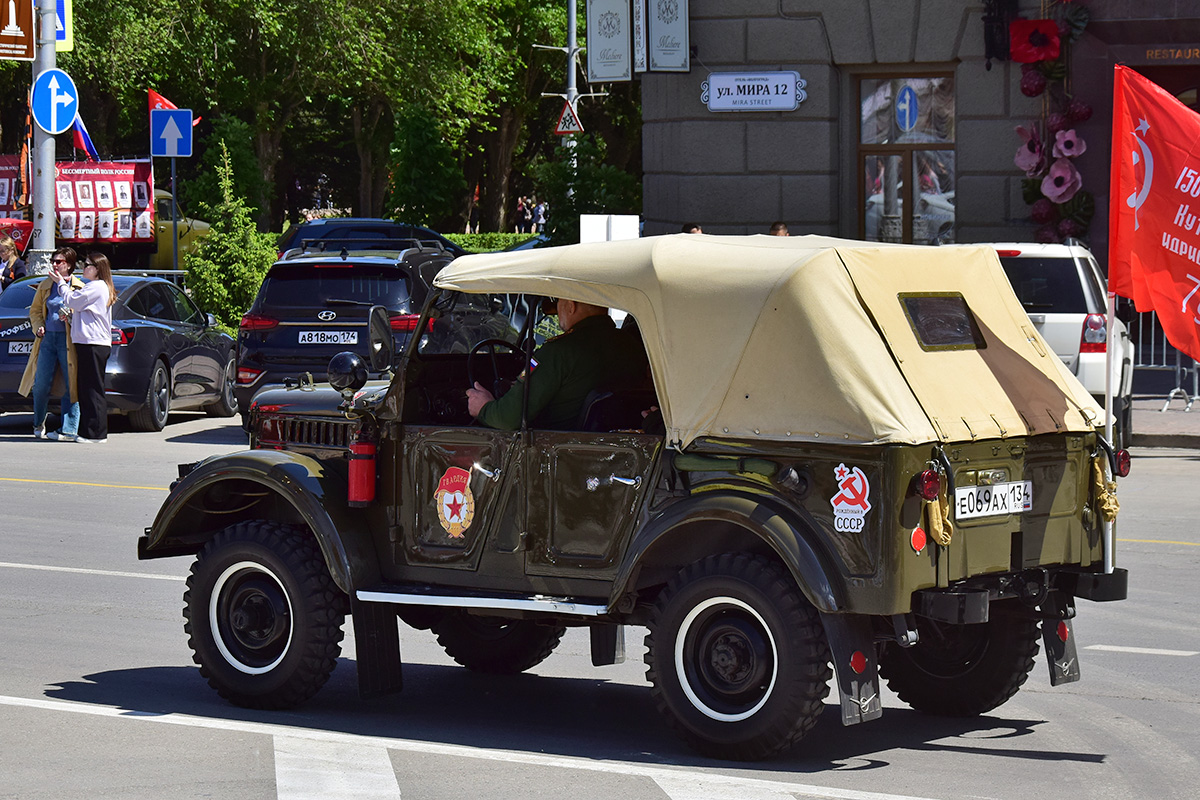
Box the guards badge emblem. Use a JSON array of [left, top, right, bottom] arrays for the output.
[[435, 467, 475, 538]]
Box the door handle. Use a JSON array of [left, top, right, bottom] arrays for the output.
[[609, 474, 641, 487], [472, 462, 500, 481]]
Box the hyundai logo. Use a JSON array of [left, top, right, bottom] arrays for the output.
[[317, 310, 337, 321]]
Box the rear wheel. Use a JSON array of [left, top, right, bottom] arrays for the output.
[[130, 360, 170, 431], [204, 358, 238, 417], [184, 520, 347, 709], [431, 611, 565, 674], [645, 553, 832, 761], [878, 600, 1040, 716]]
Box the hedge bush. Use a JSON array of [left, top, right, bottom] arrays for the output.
[[443, 232, 547, 252]]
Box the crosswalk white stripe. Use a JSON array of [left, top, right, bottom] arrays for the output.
[[654, 773, 801, 799], [0, 695, 941, 800], [274, 735, 401, 800], [1084, 644, 1198, 657]]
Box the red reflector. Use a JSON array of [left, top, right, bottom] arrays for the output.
[[1115, 449, 1132, 478], [915, 468, 941, 501], [255, 404, 286, 413], [849, 651, 867, 674], [240, 313, 279, 331], [110, 327, 133, 345], [1057, 621, 1069, 643], [237, 366, 264, 384], [1080, 313, 1107, 353], [911, 527, 927, 553], [995, 249, 1022, 257]]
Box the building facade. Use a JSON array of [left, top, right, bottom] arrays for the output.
[[640, 0, 1200, 265]]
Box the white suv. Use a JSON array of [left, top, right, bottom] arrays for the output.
[[984, 242, 1133, 447]]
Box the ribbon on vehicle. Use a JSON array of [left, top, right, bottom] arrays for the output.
[[923, 489, 954, 547], [1092, 456, 1120, 522]]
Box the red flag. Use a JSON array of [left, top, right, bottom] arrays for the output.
[[1109, 65, 1200, 363], [148, 89, 202, 126]]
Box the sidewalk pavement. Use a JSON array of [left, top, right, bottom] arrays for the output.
[[1131, 393, 1200, 448]]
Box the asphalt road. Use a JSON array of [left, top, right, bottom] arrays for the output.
[[1, 411, 1198, 800]]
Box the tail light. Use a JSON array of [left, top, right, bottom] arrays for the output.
[[1080, 313, 1107, 353], [389, 313, 433, 333], [1114, 449, 1132, 477], [914, 468, 941, 500], [237, 366, 264, 385], [240, 313, 279, 331], [111, 326, 134, 345]]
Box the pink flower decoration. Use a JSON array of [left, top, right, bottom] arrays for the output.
[[1053, 129, 1087, 158], [1041, 157, 1082, 203], [1014, 125, 1046, 176]]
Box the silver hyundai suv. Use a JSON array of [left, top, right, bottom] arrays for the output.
[[986, 241, 1133, 447]]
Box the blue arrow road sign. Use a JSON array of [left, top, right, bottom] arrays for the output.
[[895, 85, 919, 134], [151, 109, 193, 157], [31, 68, 78, 136]]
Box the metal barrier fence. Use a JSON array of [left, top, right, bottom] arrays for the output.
[[1133, 310, 1197, 410]]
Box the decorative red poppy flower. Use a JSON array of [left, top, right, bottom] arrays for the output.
[[1010, 19, 1061, 63]]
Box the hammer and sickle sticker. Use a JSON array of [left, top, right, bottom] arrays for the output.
[[434, 466, 475, 538], [830, 463, 872, 534]]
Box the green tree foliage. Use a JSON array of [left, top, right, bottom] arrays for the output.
[[532, 134, 642, 245], [184, 141, 276, 331], [182, 116, 270, 216], [386, 104, 467, 227]]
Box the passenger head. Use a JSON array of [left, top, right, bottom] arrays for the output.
[[681, 223, 702, 234], [769, 221, 790, 236]]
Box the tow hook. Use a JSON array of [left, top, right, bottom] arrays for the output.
[[1017, 567, 1050, 607]]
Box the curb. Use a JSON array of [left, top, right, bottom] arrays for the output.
[[1131, 432, 1200, 449]]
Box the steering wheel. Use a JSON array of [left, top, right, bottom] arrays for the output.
[[468, 338, 523, 400]]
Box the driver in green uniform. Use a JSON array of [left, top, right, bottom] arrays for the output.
[[466, 298, 646, 430]]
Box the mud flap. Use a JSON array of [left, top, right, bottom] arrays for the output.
[[352, 599, 404, 699], [819, 612, 883, 725], [1041, 592, 1081, 686]]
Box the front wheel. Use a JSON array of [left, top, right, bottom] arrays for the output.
[[878, 600, 1040, 717], [184, 520, 348, 709], [645, 553, 832, 761], [130, 360, 170, 431], [431, 611, 565, 674]]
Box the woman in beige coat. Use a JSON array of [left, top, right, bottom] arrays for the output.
[[18, 248, 84, 439]]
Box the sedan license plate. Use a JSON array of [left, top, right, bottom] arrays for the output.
[[954, 480, 1033, 520], [7, 341, 32, 355], [298, 331, 357, 345]]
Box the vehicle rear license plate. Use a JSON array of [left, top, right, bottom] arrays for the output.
[[7, 341, 32, 355], [298, 331, 357, 345], [954, 480, 1032, 520]]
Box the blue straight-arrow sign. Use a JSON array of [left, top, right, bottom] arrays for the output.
[[151, 109, 193, 157]]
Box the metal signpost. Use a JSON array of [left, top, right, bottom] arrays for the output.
[[150, 108, 193, 270]]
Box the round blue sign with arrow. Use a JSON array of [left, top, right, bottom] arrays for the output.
[[31, 68, 78, 136], [895, 85, 919, 134]]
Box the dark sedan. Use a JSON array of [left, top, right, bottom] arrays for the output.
[[0, 274, 236, 430]]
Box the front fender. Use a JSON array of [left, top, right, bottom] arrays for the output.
[[612, 491, 844, 613], [140, 449, 380, 594]]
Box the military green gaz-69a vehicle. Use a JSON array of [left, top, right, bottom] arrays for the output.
[[140, 235, 1129, 760]]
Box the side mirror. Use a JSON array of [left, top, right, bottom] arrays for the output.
[[206, 313, 217, 328], [367, 305, 395, 373], [328, 351, 368, 395]]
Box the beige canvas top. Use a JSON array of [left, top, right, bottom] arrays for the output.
[[434, 234, 1101, 448]]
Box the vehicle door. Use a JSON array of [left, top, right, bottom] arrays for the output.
[[167, 283, 224, 397], [130, 283, 193, 398]]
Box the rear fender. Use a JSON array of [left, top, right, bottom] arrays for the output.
[[140, 449, 380, 593], [612, 491, 844, 613]]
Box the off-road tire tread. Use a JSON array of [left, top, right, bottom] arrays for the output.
[[644, 552, 832, 761], [878, 601, 1040, 717], [183, 520, 347, 709]]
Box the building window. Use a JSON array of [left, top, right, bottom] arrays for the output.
[[858, 75, 955, 245]]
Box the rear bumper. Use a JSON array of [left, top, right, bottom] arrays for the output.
[[913, 566, 1128, 624]]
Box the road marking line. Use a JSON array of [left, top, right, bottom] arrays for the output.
[[0, 695, 941, 800], [275, 735, 400, 800], [0, 561, 184, 582], [1117, 537, 1200, 547], [1085, 645, 1198, 657], [0, 476, 168, 491]]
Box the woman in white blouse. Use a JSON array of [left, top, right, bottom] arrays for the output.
[[52, 252, 116, 443]]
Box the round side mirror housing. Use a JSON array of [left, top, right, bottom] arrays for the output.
[[328, 351, 368, 394], [367, 305, 396, 373]]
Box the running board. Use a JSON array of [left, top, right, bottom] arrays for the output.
[[355, 590, 609, 617]]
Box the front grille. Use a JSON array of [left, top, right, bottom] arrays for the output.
[[258, 415, 352, 448]]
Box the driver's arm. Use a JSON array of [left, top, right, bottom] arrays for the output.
[[475, 348, 564, 430]]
